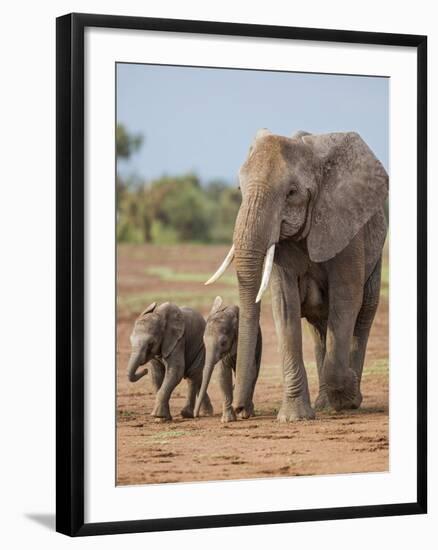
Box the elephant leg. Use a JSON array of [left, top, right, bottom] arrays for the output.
[[182, 355, 214, 418], [323, 263, 364, 412], [218, 362, 236, 423], [200, 391, 214, 417], [181, 379, 214, 419], [307, 320, 329, 410], [149, 360, 165, 393], [349, 257, 382, 408], [181, 378, 198, 418], [151, 350, 184, 421], [271, 266, 315, 421], [244, 380, 256, 419], [242, 331, 262, 418]]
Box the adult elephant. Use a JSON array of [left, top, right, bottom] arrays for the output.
[[206, 129, 388, 421]]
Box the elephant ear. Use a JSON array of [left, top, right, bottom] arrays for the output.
[[229, 305, 239, 333], [291, 130, 311, 139], [210, 296, 224, 315], [159, 303, 185, 359], [138, 302, 157, 318], [303, 132, 388, 263]]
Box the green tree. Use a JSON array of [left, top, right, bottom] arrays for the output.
[[117, 185, 154, 243], [116, 125, 145, 232], [161, 185, 211, 242], [146, 173, 212, 242], [205, 179, 228, 201], [116, 124, 143, 159]]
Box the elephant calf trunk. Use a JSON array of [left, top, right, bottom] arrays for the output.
[[194, 355, 216, 417], [127, 351, 148, 383]]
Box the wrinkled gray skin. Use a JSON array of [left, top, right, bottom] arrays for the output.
[[127, 301, 213, 421], [193, 296, 262, 422], [220, 129, 388, 421]]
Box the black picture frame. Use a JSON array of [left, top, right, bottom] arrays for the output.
[[56, 12, 427, 537]]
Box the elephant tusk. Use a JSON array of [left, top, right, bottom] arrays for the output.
[[255, 244, 276, 303], [205, 245, 235, 285]]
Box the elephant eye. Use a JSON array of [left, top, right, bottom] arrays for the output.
[[287, 188, 296, 198]]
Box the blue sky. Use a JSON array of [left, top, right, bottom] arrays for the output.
[[117, 63, 388, 185]]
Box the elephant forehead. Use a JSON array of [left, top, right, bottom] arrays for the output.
[[243, 139, 286, 176], [135, 314, 161, 333], [242, 135, 312, 182], [205, 317, 228, 335]]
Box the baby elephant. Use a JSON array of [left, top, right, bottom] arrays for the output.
[[127, 301, 213, 421], [194, 296, 262, 422]]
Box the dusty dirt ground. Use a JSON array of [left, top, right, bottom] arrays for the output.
[[117, 244, 389, 485]]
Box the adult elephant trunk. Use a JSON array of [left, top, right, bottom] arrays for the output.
[[193, 350, 216, 417], [232, 192, 277, 413], [127, 350, 148, 382]]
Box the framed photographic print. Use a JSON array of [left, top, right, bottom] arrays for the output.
[[56, 13, 427, 536]]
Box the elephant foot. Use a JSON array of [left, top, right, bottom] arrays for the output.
[[221, 407, 237, 423], [314, 390, 332, 411], [326, 369, 361, 411], [180, 406, 194, 418], [350, 391, 363, 409], [277, 395, 315, 422], [238, 402, 255, 419], [200, 396, 214, 417], [151, 402, 172, 421]]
